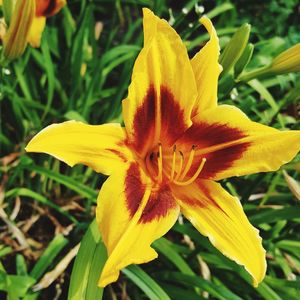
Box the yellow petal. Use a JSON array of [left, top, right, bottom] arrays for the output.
[[172, 179, 266, 286], [191, 16, 222, 116], [122, 8, 197, 157], [27, 16, 46, 48], [25, 121, 132, 175], [97, 163, 179, 286], [177, 105, 300, 180]]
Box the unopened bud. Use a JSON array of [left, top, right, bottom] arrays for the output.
[[27, 0, 66, 48], [239, 43, 300, 82], [35, 0, 66, 17], [220, 23, 251, 76], [270, 43, 300, 74], [3, 0, 35, 61], [2, 0, 14, 24]]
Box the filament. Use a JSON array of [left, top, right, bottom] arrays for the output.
[[146, 144, 206, 186], [157, 143, 163, 182], [174, 151, 184, 181], [170, 145, 177, 181], [179, 145, 196, 180], [173, 158, 206, 186]]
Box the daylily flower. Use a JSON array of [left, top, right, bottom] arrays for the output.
[[26, 9, 300, 287], [28, 0, 66, 48], [1, 0, 65, 60]]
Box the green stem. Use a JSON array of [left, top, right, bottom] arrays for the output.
[[238, 66, 271, 82]]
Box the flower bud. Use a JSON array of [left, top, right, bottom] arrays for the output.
[[270, 43, 300, 74], [27, 0, 66, 48], [2, 0, 14, 24], [234, 43, 254, 77], [239, 43, 300, 82], [220, 23, 251, 76], [35, 0, 66, 17], [2, 0, 35, 61]]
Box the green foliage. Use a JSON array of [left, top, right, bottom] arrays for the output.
[[1, 0, 299, 299]]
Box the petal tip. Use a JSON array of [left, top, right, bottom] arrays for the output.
[[98, 269, 120, 288], [24, 144, 31, 153], [25, 135, 39, 153], [199, 15, 213, 29], [142, 7, 154, 17], [246, 229, 267, 288], [199, 15, 220, 51]]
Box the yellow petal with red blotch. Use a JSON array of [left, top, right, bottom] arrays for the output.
[[172, 179, 266, 287], [27, 16, 46, 48], [122, 8, 197, 157], [25, 121, 132, 175], [191, 16, 222, 116], [97, 162, 180, 286], [176, 105, 300, 180]]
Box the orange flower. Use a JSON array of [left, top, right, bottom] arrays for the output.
[[26, 9, 300, 287], [28, 0, 66, 47], [2, 0, 65, 60]]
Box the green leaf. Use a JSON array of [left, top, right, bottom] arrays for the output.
[[250, 207, 300, 225], [0, 271, 36, 299], [153, 238, 194, 275], [123, 265, 171, 300], [30, 235, 68, 280], [247, 79, 278, 111], [0, 245, 12, 258], [5, 187, 77, 223], [68, 220, 105, 300], [26, 164, 98, 200], [64, 111, 87, 123], [276, 240, 300, 258], [159, 272, 242, 300], [16, 254, 28, 276]]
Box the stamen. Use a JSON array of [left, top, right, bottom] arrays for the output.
[[170, 145, 177, 181], [179, 145, 196, 180], [173, 158, 206, 186], [157, 143, 163, 182], [174, 151, 184, 181]]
